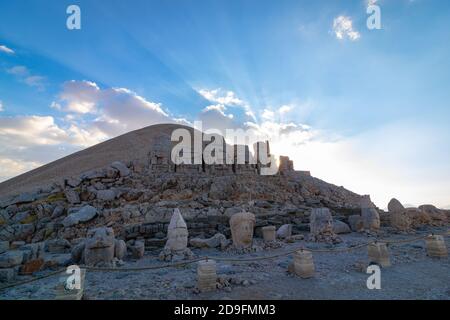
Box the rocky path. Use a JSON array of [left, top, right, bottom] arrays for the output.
[[0, 226, 448, 300]]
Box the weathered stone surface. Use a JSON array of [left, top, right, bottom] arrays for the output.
[[405, 208, 431, 228], [0, 224, 35, 242], [66, 177, 82, 188], [189, 233, 229, 249], [309, 208, 340, 243], [361, 208, 380, 231], [62, 205, 97, 227], [229, 211, 255, 249], [390, 211, 411, 231], [111, 161, 130, 177], [65, 189, 80, 205], [419, 205, 448, 225], [276, 224, 292, 239], [0, 250, 24, 268], [197, 259, 217, 292], [51, 205, 65, 219], [348, 215, 364, 232], [333, 220, 351, 234]]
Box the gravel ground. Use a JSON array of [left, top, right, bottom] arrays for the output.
[[1, 226, 448, 300]]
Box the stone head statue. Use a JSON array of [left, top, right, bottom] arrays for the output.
[[84, 227, 116, 266], [229, 211, 256, 249], [165, 208, 189, 252], [310, 208, 333, 235]]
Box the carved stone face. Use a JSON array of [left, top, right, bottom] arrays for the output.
[[85, 227, 115, 249], [310, 208, 333, 235], [84, 227, 115, 266], [230, 212, 256, 249]]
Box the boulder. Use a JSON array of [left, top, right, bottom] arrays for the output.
[[0, 268, 16, 283], [405, 208, 431, 228], [129, 240, 145, 259], [62, 205, 97, 227], [229, 211, 255, 249], [96, 189, 117, 202], [64, 189, 80, 205], [388, 198, 404, 213], [333, 220, 351, 234], [51, 205, 65, 219], [111, 161, 130, 177], [276, 224, 292, 239], [419, 205, 448, 225]]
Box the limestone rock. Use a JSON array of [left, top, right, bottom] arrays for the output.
[[390, 211, 411, 231], [261, 226, 276, 242], [229, 211, 255, 249], [276, 224, 292, 239], [189, 233, 229, 250], [129, 240, 145, 259], [333, 220, 351, 234], [0, 267, 16, 283], [62, 205, 97, 227], [405, 208, 431, 228], [419, 205, 448, 225], [111, 161, 130, 177], [65, 189, 80, 205]]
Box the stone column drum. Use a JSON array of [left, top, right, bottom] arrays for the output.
[[197, 259, 217, 292], [293, 250, 315, 278], [425, 235, 448, 258], [262, 226, 276, 242]]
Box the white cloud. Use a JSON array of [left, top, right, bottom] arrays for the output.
[[0, 45, 14, 54], [332, 16, 361, 41], [0, 101, 3, 112], [261, 109, 275, 120], [7, 65, 46, 90], [198, 89, 244, 106], [278, 105, 293, 114]]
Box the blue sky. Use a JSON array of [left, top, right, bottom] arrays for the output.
[[0, 0, 449, 208]]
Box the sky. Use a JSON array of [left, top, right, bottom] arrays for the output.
[[0, 0, 449, 208]]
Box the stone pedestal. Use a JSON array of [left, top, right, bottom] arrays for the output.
[[262, 226, 276, 242], [293, 250, 315, 278], [425, 235, 448, 258], [368, 242, 391, 267], [197, 259, 217, 292]]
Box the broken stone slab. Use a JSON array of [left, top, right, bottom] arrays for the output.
[[0, 250, 24, 268], [333, 220, 351, 234], [189, 233, 229, 250], [62, 205, 97, 228]]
